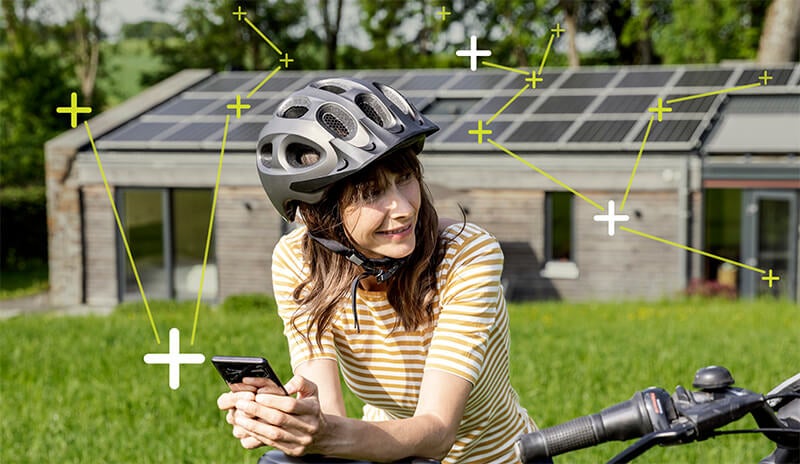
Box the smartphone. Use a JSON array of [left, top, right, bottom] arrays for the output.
[[211, 355, 288, 395]]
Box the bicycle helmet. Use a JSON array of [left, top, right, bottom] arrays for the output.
[[256, 77, 438, 221]]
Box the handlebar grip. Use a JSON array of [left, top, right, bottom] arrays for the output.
[[516, 388, 673, 463], [515, 414, 601, 461]]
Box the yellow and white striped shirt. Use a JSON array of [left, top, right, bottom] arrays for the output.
[[272, 223, 534, 463]]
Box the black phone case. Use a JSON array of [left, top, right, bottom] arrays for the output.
[[211, 356, 288, 394]]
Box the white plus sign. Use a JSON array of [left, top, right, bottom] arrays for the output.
[[456, 35, 491, 71], [593, 200, 630, 237], [143, 328, 206, 390]]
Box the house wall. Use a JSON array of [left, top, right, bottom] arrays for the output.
[[215, 187, 283, 299], [434, 188, 685, 301], [82, 184, 118, 306]]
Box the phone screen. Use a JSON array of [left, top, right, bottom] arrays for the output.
[[211, 356, 287, 395]]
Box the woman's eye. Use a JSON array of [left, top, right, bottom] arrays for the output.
[[398, 173, 413, 183]]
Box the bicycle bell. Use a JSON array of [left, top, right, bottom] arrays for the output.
[[693, 365, 735, 391]]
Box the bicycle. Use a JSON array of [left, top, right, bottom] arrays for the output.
[[515, 365, 800, 463]]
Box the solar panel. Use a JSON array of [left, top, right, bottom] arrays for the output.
[[473, 95, 537, 115], [162, 122, 224, 141], [443, 121, 512, 143], [248, 75, 309, 93], [422, 98, 481, 115], [226, 122, 266, 142], [396, 74, 453, 90], [535, 95, 595, 114], [206, 98, 270, 115], [559, 71, 616, 89], [354, 72, 407, 86], [665, 94, 716, 113], [449, 72, 507, 90], [616, 71, 674, 88], [102, 121, 175, 141], [504, 121, 573, 142], [191, 75, 257, 92], [150, 98, 218, 115], [735, 68, 793, 86], [569, 120, 635, 142], [675, 69, 732, 87], [634, 119, 702, 142], [501, 71, 562, 89], [595, 95, 656, 113]]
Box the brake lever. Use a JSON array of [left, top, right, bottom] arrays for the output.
[[606, 421, 696, 464]]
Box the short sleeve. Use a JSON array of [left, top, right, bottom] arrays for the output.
[[424, 225, 504, 385], [272, 229, 337, 371]]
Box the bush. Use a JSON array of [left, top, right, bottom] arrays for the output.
[[0, 186, 48, 270]]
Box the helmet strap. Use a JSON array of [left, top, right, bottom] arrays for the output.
[[307, 231, 407, 333]]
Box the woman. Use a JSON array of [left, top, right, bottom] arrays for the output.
[[217, 77, 538, 463]]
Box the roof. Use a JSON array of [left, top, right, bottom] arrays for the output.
[[90, 63, 800, 155], [703, 95, 800, 154]]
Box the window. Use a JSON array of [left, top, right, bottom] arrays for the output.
[[118, 188, 216, 302], [541, 192, 579, 279]]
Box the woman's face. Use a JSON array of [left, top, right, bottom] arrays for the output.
[[341, 170, 421, 260]]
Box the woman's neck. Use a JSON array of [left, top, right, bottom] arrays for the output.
[[358, 275, 386, 292]]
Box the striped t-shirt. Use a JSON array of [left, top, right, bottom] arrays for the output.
[[272, 222, 535, 463]]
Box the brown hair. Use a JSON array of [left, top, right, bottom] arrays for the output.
[[292, 148, 449, 350]]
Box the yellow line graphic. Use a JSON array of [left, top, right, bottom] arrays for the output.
[[620, 226, 765, 274], [247, 65, 282, 98], [481, 61, 530, 76], [487, 84, 529, 125], [487, 138, 605, 211], [666, 82, 760, 104], [85, 122, 161, 345], [620, 116, 655, 211], [244, 17, 282, 55], [538, 34, 555, 76], [191, 114, 230, 346]]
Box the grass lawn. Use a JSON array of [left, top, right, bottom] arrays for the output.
[[1, 296, 796, 463]]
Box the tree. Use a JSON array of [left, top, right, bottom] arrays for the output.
[[757, 0, 800, 64], [652, 0, 766, 64], [143, 0, 312, 86]]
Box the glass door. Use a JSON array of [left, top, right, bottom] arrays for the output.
[[741, 190, 798, 299]]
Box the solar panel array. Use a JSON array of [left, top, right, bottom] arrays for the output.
[[95, 64, 800, 153]]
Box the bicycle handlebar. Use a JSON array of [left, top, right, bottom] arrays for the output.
[[515, 366, 800, 463], [515, 388, 673, 462]]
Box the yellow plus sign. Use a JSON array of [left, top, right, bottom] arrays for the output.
[[436, 5, 451, 21], [758, 70, 772, 86], [227, 94, 251, 119], [761, 269, 780, 288], [468, 120, 492, 144], [551, 23, 565, 37], [280, 53, 294, 68], [56, 92, 92, 128], [233, 6, 247, 21], [648, 97, 672, 122], [526, 71, 543, 89]]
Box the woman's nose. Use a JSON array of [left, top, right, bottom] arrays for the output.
[[384, 186, 413, 217]]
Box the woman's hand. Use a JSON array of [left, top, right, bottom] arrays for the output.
[[231, 375, 330, 456], [217, 389, 264, 449]]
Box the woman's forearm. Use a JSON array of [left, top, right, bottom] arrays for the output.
[[320, 412, 454, 461]]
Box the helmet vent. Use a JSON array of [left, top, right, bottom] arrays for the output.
[[376, 83, 412, 115], [318, 104, 356, 140], [258, 143, 273, 169], [319, 84, 346, 95], [281, 105, 309, 119], [355, 93, 392, 128], [286, 143, 322, 168]]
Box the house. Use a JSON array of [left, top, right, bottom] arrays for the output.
[[45, 63, 800, 307]]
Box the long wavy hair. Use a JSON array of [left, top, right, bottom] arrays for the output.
[[291, 148, 450, 350]]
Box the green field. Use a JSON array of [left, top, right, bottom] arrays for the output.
[[1, 296, 796, 463]]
